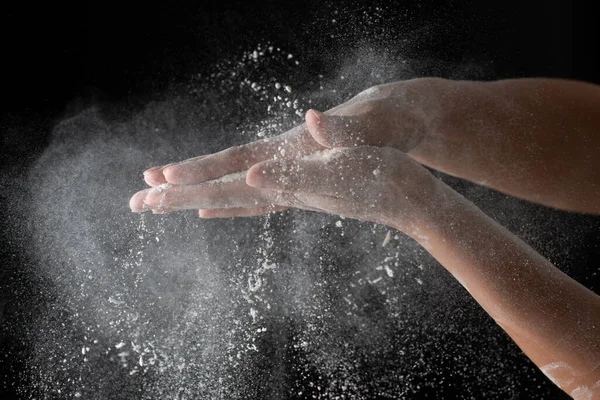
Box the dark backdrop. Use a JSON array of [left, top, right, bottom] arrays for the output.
[[1, 1, 597, 399], [3, 1, 597, 171]]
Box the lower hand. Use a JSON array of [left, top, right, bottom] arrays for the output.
[[130, 108, 443, 237]]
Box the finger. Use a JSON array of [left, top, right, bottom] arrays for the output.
[[143, 155, 208, 187], [163, 124, 323, 185], [142, 179, 278, 210], [143, 167, 168, 187], [307, 108, 381, 149], [246, 158, 340, 196], [246, 147, 387, 196], [288, 193, 365, 218], [246, 146, 413, 225], [130, 188, 153, 212], [198, 206, 288, 218]]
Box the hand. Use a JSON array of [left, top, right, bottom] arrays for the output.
[[130, 111, 444, 240], [245, 143, 442, 234], [129, 80, 600, 396], [130, 78, 447, 220], [144, 78, 445, 184]]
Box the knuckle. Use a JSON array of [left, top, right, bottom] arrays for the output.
[[284, 192, 301, 206], [355, 84, 385, 100], [355, 100, 384, 128], [378, 146, 401, 160], [358, 98, 383, 114], [272, 191, 297, 206], [226, 145, 250, 161]]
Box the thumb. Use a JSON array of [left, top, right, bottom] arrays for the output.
[[305, 109, 373, 148]]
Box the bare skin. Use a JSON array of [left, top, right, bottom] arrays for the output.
[[134, 78, 600, 215], [130, 78, 600, 398]]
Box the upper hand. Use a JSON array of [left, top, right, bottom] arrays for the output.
[[129, 79, 446, 229]]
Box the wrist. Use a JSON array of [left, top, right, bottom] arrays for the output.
[[408, 79, 483, 164], [384, 174, 465, 244]]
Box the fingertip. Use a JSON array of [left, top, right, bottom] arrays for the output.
[[247, 161, 285, 189], [306, 109, 324, 127], [306, 109, 333, 148], [245, 163, 266, 188], [129, 189, 151, 212], [144, 169, 167, 187], [163, 165, 183, 184], [143, 166, 160, 174]]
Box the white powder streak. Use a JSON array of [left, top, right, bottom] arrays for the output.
[[384, 265, 394, 278], [382, 231, 392, 247], [571, 385, 594, 400], [208, 171, 247, 184], [302, 148, 343, 161], [201, 150, 343, 188], [541, 361, 576, 386]]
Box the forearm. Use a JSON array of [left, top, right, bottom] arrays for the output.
[[409, 78, 600, 214], [399, 181, 600, 396]]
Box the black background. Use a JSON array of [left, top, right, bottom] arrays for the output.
[[2, 1, 598, 170], [1, 1, 598, 399]]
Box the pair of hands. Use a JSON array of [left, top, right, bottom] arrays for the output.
[[129, 79, 447, 235], [130, 77, 600, 397]]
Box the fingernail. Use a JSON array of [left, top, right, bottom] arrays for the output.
[[198, 210, 213, 218]]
